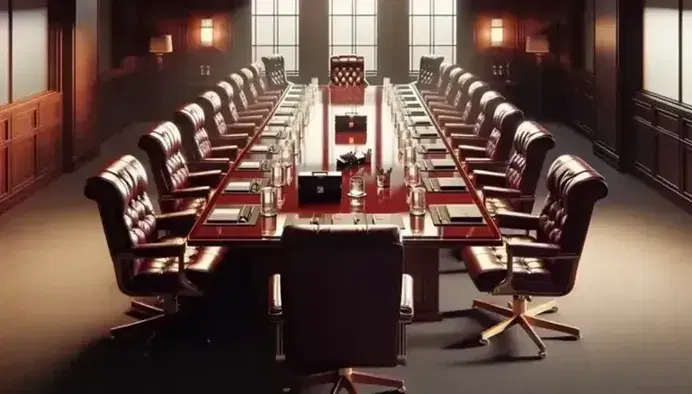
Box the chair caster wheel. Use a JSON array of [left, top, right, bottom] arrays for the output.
[[538, 351, 546, 358], [397, 386, 406, 393], [549, 306, 559, 313], [574, 333, 581, 340], [479, 338, 489, 346]]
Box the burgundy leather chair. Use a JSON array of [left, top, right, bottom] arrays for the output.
[[138, 121, 222, 215], [270, 224, 413, 393], [461, 155, 608, 358], [468, 121, 556, 215], [249, 61, 285, 97], [422, 66, 464, 107], [173, 103, 238, 167], [436, 80, 491, 128], [418, 62, 454, 102], [416, 54, 445, 88], [240, 66, 281, 105], [262, 54, 289, 90], [447, 91, 506, 143], [329, 54, 367, 87], [227, 73, 274, 115], [456, 103, 524, 162], [211, 81, 265, 128], [196, 90, 254, 146], [429, 72, 481, 123], [84, 155, 225, 351]]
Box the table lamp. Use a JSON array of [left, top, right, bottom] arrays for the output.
[[525, 35, 550, 64], [149, 34, 173, 69]]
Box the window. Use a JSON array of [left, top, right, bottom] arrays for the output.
[[409, 0, 456, 75], [251, 0, 299, 75], [643, 0, 679, 100], [683, 0, 692, 104], [329, 0, 378, 76], [0, 0, 48, 106], [490, 19, 504, 46]]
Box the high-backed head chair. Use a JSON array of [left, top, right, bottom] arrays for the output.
[[173, 103, 238, 167], [416, 54, 445, 88], [423, 66, 464, 106], [329, 55, 367, 87], [270, 225, 413, 393], [240, 66, 281, 105], [84, 155, 225, 350], [437, 80, 491, 128], [461, 155, 608, 357], [418, 62, 453, 99], [138, 121, 222, 214], [468, 121, 556, 214], [447, 91, 505, 142], [211, 81, 264, 127], [429, 72, 480, 121], [262, 54, 289, 90], [226, 73, 274, 114], [196, 90, 254, 145], [457, 103, 524, 162]]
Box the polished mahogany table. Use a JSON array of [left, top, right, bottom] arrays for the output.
[[188, 84, 502, 321]]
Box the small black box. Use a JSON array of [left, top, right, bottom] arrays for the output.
[[297, 171, 343, 205], [335, 114, 367, 132]]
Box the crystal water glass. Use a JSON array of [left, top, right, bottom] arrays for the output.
[[260, 187, 278, 217], [270, 162, 285, 186], [409, 187, 426, 216]]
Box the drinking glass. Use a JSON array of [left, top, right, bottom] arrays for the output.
[[260, 187, 278, 217], [270, 162, 285, 186], [281, 141, 294, 167], [404, 145, 417, 166], [349, 176, 366, 197], [409, 186, 426, 216], [407, 163, 420, 186]]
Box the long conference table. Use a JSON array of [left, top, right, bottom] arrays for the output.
[[187, 83, 502, 322]]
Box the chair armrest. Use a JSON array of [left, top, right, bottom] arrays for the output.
[[128, 238, 186, 259], [446, 123, 474, 132], [236, 116, 264, 125], [474, 170, 507, 187], [269, 274, 282, 320], [437, 115, 465, 126], [458, 145, 487, 158], [426, 96, 446, 102], [453, 134, 487, 146], [506, 240, 561, 258], [464, 158, 507, 171], [211, 144, 239, 159], [162, 186, 211, 200], [482, 185, 521, 199], [239, 108, 270, 118], [188, 158, 231, 172], [400, 274, 414, 322], [495, 211, 540, 231], [188, 169, 223, 187], [257, 96, 276, 103], [247, 102, 274, 111], [155, 209, 198, 233], [431, 105, 457, 114]]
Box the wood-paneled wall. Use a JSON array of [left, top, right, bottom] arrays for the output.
[[0, 92, 62, 214]]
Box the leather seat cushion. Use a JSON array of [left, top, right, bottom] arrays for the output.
[[132, 236, 224, 293], [485, 197, 513, 215], [463, 235, 559, 294], [177, 189, 215, 214]]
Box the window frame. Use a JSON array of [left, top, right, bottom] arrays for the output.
[[408, 0, 457, 77], [251, 0, 300, 76], [328, 0, 378, 77]]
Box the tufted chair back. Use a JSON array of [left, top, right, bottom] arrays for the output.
[[262, 54, 288, 89], [330, 55, 366, 87], [196, 90, 230, 139], [442, 67, 465, 105], [537, 155, 608, 294], [211, 81, 242, 123], [226, 73, 252, 112], [138, 122, 190, 200], [468, 91, 506, 139], [484, 103, 524, 161], [280, 224, 404, 369], [434, 62, 453, 92], [84, 155, 158, 295], [250, 62, 273, 95], [460, 81, 490, 123], [417, 54, 445, 87], [240, 67, 262, 103], [173, 103, 214, 162], [451, 72, 479, 110], [505, 121, 556, 195]]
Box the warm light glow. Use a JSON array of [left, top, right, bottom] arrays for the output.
[[526, 35, 550, 54], [490, 18, 503, 46], [149, 35, 173, 54], [200, 18, 214, 47]]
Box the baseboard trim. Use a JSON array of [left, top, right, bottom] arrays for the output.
[[593, 141, 624, 171], [632, 166, 692, 214]]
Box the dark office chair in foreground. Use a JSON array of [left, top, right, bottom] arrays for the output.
[[270, 225, 413, 393], [461, 155, 608, 357]]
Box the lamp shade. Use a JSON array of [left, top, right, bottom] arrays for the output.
[[149, 35, 173, 54], [526, 35, 550, 54]]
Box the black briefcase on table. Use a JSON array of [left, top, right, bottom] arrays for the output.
[[297, 171, 343, 205], [335, 113, 367, 132]]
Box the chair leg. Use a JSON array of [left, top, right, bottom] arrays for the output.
[[329, 377, 344, 394], [524, 315, 581, 338], [350, 371, 405, 391], [110, 314, 168, 339], [472, 299, 514, 317], [130, 300, 164, 316], [517, 315, 547, 358], [526, 300, 558, 317], [293, 371, 340, 391], [479, 316, 517, 344]]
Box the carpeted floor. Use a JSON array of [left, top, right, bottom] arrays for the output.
[[0, 121, 691, 394]]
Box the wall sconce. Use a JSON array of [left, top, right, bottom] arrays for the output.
[[200, 18, 214, 47], [526, 35, 550, 64], [490, 18, 504, 47], [149, 34, 173, 69]]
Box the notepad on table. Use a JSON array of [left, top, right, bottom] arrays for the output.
[[412, 116, 432, 126], [402, 95, 418, 101], [238, 161, 262, 170], [405, 102, 422, 108], [208, 207, 241, 223], [437, 177, 466, 191], [224, 181, 252, 192], [416, 128, 438, 137], [423, 143, 446, 152], [446, 204, 484, 224], [251, 145, 269, 153], [263, 130, 280, 138], [268, 119, 287, 126], [430, 158, 456, 170]]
